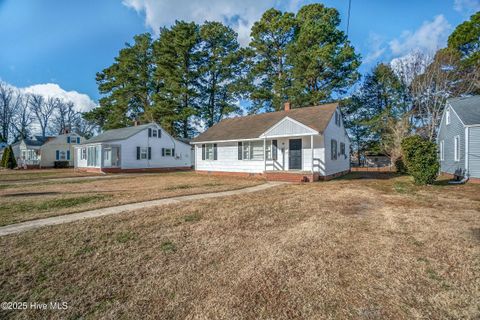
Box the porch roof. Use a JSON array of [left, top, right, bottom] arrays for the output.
[[191, 103, 338, 143]]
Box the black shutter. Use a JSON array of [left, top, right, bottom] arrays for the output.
[[148, 128, 152, 137], [172, 148, 175, 157], [238, 142, 242, 160], [162, 148, 165, 156], [148, 147, 151, 159], [158, 130, 161, 138], [202, 144, 205, 160], [136, 147, 140, 160], [272, 140, 278, 160], [213, 143, 217, 160]]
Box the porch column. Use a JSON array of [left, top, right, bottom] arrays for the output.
[[311, 135, 314, 173], [263, 138, 266, 172]]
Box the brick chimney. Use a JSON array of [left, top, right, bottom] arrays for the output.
[[133, 120, 139, 126], [284, 101, 291, 111]]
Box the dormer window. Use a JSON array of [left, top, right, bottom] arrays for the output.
[[446, 109, 451, 125]]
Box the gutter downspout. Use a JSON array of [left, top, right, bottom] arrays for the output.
[[465, 126, 469, 177]]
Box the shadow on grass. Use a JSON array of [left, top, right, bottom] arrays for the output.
[[339, 172, 402, 181]]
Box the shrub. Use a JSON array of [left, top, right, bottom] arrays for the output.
[[401, 135, 439, 185], [1, 146, 17, 169], [394, 157, 407, 174], [54, 161, 70, 168]]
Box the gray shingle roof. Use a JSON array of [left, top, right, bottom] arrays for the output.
[[191, 103, 338, 143], [448, 95, 480, 125], [83, 123, 153, 144]]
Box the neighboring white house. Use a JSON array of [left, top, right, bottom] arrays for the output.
[[40, 132, 85, 167], [11, 132, 85, 168], [74, 122, 192, 173], [191, 102, 350, 182], [11, 136, 52, 168]]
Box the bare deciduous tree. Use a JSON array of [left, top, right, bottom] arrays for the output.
[[0, 81, 16, 142], [30, 94, 57, 138], [411, 48, 479, 141], [12, 93, 34, 140]]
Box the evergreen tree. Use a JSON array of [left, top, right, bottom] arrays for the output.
[[84, 33, 155, 129], [151, 21, 202, 138], [448, 11, 480, 67], [1, 145, 17, 169], [198, 21, 245, 127], [248, 8, 297, 112], [288, 4, 360, 107]]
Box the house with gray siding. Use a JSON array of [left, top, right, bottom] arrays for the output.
[[437, 96, 480, 180]]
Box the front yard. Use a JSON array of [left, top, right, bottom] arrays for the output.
[[0, 173, 479, 319], [0, 171, 261, 226]]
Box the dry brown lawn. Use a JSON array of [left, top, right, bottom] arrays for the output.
[[0, 168, 99, 182], [0, 172, 261, 226], [0, 173, 479, 319]]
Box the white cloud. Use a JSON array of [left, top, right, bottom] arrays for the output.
[[389, 15, 452, 57], [122, 0, 292, 46], [22, 83, 97, 112], [364, 33, 387, 64], [453, 0, 480, 14]]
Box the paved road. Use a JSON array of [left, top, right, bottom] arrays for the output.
[[0, 182, 285, 237]]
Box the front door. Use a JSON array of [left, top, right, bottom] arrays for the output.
[[289, 139, 302, 170]]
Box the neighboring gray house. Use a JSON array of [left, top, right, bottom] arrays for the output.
[[437, 96, 480, 180]]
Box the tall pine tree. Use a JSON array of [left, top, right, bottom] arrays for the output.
[[288, 4, 360, 107], [198, 21, 245, 127], [247, 8, 297, 112], [84, 33, 154, 129], [151, 21, 202, 138]]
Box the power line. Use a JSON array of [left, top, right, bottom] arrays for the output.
[[346, 0, 352, 37]]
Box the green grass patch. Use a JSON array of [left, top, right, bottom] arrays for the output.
[[160, 240, 176, 253], [116, 231, 137, 244], [0, 195, 109, 224], [183, 213, 201, 222]]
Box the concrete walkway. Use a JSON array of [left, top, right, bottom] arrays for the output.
[[0, 182, 284, 237]]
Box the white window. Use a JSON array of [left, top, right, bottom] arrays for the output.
[[140, 147, 148, 159], [201, 144, 217, 160], [241, 141, 263, 160], [265, 140, 277, 160], [335, 111, 341, 126], [331, 139, 338, 160], [454, 136, 460, 162], [163, 148, 174, 156], [152, 130, 157, 138], [439, 140, 444, 161], [81, 148, 87, 160], [446, 109, 451, 125], [87, 146, 99, 166], [340, 143, 344, 155]]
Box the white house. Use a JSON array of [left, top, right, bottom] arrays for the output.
[[191, 102, 350, 182], [74, 122, 192, 173], [12, 132, 85, 168]]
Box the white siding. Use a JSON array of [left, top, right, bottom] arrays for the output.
[[195, 135, 327, 175], [323, 110, 350, 175], [468, 126, 480, 178], [262, 117, 317, 137], [75, 124, 192, 169], [40, 134, 83, 167]]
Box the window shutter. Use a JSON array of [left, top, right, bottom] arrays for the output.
[[56, 150, 59, 160], [213, 144, 217, 160], [67, 150, 70, 160], [162, 148, 165, 157], [148, 147, 151, 160], [238, 142, 242, 160], [148, 128, 152, 137], [67, 137, 70, 143], [172, 148, 175, 157], [77, 137, 80, 143], [136, 147, 140, 160], [272, 140, 278, 160], [158, 130, 161, 138], [202, 144, 205, 160]]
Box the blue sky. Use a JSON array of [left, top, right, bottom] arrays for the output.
[[0, 0, 479, 110]]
